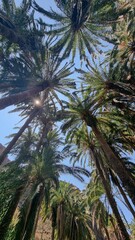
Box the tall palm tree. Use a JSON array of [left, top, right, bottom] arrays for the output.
[[33, 0, 123, 60], [60, 91, 135, 205], [77, 64, 135, 132], [80, 64, 135, 173], [0, 46, 75, 110], [0, 0, 44, 51], [109, 169, 135, 219], [48, 181, 96, 240], [65, 125, 131, 239], [0, 46, 75, 162], [0, 108, 40, 164], [67, 123, 135, 214], [85, 176, 125, 240], [0, 161, 28, 240], [94, 150, 130, 240], [0, 128, 90, 240]]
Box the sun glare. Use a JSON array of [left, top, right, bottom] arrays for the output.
[[34, 99, 41, 106]]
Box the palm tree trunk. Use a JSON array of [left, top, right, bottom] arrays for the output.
[[0, 82, 49, 110], [0, 186, 24, 240], [51, 206, 57, 240], [88, 121, 135, 206], [58, 204, 65, 240], [93, 150, 130, 240], [23, 184, 44, 240], [92, 216, 105, 240], [51, 227, 55, 240], [110, 171, 135, 219], [0, 109, 39, 164], [36, 126, 48, 152], [33, 196, 44, 239], [109, 215, 122, 240], [14, 182, 39, 240]]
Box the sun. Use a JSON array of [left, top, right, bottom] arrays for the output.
[[34, 99, 42, 106]]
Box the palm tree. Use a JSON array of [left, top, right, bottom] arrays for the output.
[[0, 84, 50, 110], [60, 91, 135, 206], [0, 0, 44, 52], [65, 125, 131, 239], [0, 46, 75, 162], [85, 177, 115, 240], [94, 150, 130, 240], [0, 108, 39, 164], [109, 169, 135, 219], [0, 128, 90, 240], [109, 1, 135, 82], [0, 161, 28, 240], [86, 176, 127, 240], [48, 181, 95, 240], [77, 64, 135, 130], [33, 0, 123, 60], [0, 46, 75, 110]]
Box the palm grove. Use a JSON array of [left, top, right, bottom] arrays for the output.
[[0, 0, 134, 239]]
